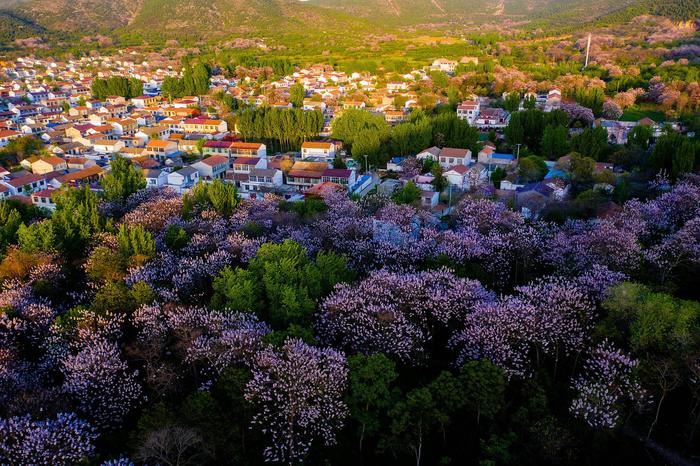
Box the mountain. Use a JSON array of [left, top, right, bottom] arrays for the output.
[[0, 0, 697, 45]]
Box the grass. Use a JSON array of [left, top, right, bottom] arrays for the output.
[[620, 105, 665, 123]]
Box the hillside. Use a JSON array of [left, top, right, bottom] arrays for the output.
[[0, 0, 697, 46]]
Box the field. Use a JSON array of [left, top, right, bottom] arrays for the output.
[[620, 105, 666, 123]]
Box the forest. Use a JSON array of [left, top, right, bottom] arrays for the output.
[[0, 150, 699, 465]]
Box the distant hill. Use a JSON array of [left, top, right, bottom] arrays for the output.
[[0, 0, 697, 46]]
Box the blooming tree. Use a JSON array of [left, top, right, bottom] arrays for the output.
[[0, 412, 97, 466], [62, 338, 142, 430], [245, 339, 348, 464], [570, 341, 644, 429]]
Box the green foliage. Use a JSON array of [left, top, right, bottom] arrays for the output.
[[430, 164, 447, 192], [540, 125, 569, 160], [237, 106, 323, 151], [117, 224, 155, 263], [164, 224, 189, 250], [627, 125, 652, 150], [601, 283, 700, 356], [347, 353, 398, 450], [503, 92, 521, 112], [101, 156, 146, 202], [490, 166, 507, 187], [17, 220, 56, 254], [161, 62, 211, 99], [0, 136, 44, 165], [390, 115, 433, 157], [571, 87, 605, 115], [212, 240, 353, 330], [569, 152, 596, 192], [51, 187, 103, 256], [289, 82, 305, 108], [571, 126, 609, 161], [430, 113, 479, 150], [0, 202, 25, 253], [459, 360, 506, 422], [182, 179, 239, 218], [332, 108, 390, 148], [649, 132, 697, 179], [518, 155, 548, 183], [392, 181, 421, 205], [91, 76, 143, 99]]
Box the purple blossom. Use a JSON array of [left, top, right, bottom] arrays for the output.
[[132, 305, 269, 390], [0, 412, 97, 465], [245, 339, 348, 464], [570, 341, 644, 429], [317, 268, 494, 363], [62, 338, 142, 430]]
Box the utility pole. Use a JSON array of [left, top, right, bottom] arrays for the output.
[[515, 143, 521, 161], [363, 154, 369, 173], [583, 33, 591, 70]]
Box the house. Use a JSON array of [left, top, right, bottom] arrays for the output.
[[420, 190, 440, 208], [0, 130, 21, 147], [191, 155, 230, 180], [167, 167, 199, 193], [478, 147, 515, 169], [65, 157, 96, 170], [231, 156, 267, 174], [416, 146, 441, 162], [386, 157, 405, 172], [384, 110, 408, 125], [474, 108, 510, 129], [438, 148, 472, 169], [31, 188, 58, 210], [135, 125, 169, 145], [456, 100, 480, 125], [286, 161, 328, 190], [301, 141, 336, 161], [57, 165, 104, 187], [516, 182, 554, 218], [131, 95, 159, 108], [240, 168, 284, 193], [182, 118, 227, 134], [202, 140, 235, 157], [143, 168, 168, 188], [321, 168, 356, 187], [31, 156, 67, 174], [2, 173, 48, 195], [430, 59, 458, 74], [93, 139, 125, 154], [145, 140, 179, 161], [230, 142, 267, 158]]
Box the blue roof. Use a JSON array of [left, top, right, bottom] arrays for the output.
[[544, 168, 569, 180], [492, 153, 515, 160], [389, 157, 405, 164]]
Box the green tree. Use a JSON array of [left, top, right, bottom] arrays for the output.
[[164, 224, 189, 250], [392, 181, 421, 205], [503, 92, 520, 112], [51, 187, 103, 256], [459, 360, 506, 424], [182, 179, 239, 218], [490, 166, 507, 187], [212, 240, 351, 330], [569, 152, 596, 192], [430, 164, 448, 192], [671, 139, 695, 179], [540, 125, 569, 160], [117, 224, 155, 265], [518, 155, 548, 182], [627, 125, 652, 150], [347, 354, 398, 452], [101, 156, 146, 202], [289, 83, 305, 108]]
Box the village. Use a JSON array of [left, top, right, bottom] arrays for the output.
[[0, 53, 687, 218]]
